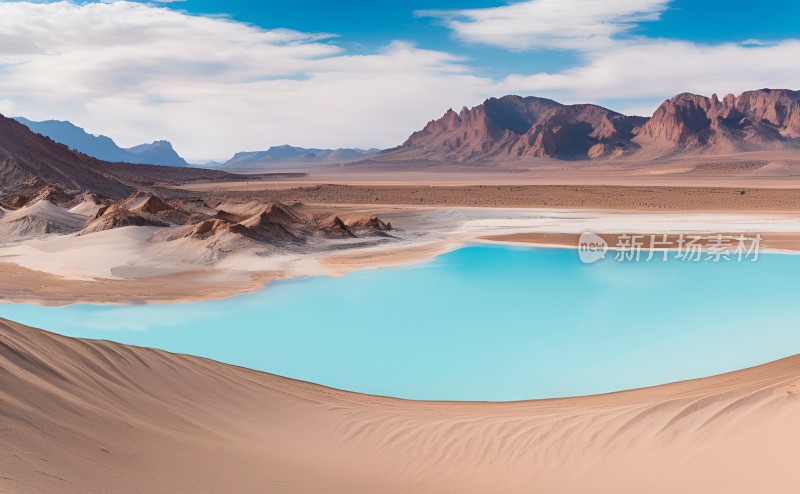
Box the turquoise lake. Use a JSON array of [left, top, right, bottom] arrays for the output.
[[2, 244, 800, 401]]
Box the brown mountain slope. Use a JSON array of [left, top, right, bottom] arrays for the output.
[[3, 318, 800, 493], [383, 97, 648, 162], [378, 89, 800, 163], [730, 89, 800, 138], [396, 95, 562, 161], [635, 89, 800, 154], [0, 114, 132, 203], [511, 104, 646, 159], [0, 114, 271, 208]]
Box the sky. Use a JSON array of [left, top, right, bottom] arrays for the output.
[[0, 0, 799, 161]]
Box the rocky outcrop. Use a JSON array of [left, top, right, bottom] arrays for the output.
[[81, 191, 183, 234], [397, 96, 562, 161], [389, 96, 644, 161], [120, 191, 175, 215], [27, 185, 75, 206], [189, 219, 230, 239], [184, 203, 395, 244], [343, 214, 393, 233], [319, 215, 355, 238], [382, 89, 800, 162], [227, 203, 300, 242], [734, 89, 800, 138], [634, 89, 800, 154], [6, 195, 29, 209], [213, 210, 247, 223], [511, 105, 646, 159], [81, 209, 169, 234]]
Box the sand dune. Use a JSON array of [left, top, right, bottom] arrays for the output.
[[0, 200, 88, 237], [3, 318, 800, 493]]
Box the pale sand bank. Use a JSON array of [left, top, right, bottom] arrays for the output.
[[3, 318, 800, 493], [3, 207, 800, 304], [0, 262, 284, 305], [479, 231, 800, 253]]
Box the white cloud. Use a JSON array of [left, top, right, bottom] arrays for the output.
[[501, 40, 800, 103], [0, 1, 495, 160], [418, 0, 670, 51], [0, 1, 798, 161], [420, 0, 800, 116], [0, 99, 14, 114]]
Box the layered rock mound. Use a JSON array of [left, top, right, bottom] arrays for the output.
[[315, 214, 348, 237], [82, 209, 169, 234], [227, 202, 302, 242], [341, 214, 393, 235], [184, 202, 394, 244], [81, 191, 184, 234]]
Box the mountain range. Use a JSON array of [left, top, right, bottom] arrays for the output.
[[0, 115, 132, 203], [13, 117, 189, 167], [13, 117, 377, 170], [0, 114, 262, 207], [5, 88, 800, 180], [221, 145, 379, 169], [379, 88, 800, 162]]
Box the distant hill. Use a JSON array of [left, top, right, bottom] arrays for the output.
[[124, 140, 188, 168], [13, 117, 189, 167], [0, 113, 263, 207], [377, 89, 800, 162], [221, 144, 378, 169]]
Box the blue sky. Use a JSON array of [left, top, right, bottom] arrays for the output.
[[639, 0, 800, 42], [145, 0, 800, 74], [151, 1, 800, 46], [152, 0, 574, 75], [0, 0, 798, 159]]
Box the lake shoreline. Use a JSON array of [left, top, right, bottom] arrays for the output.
[[3, 207, 800, 306], [4, 244, 800, 401]]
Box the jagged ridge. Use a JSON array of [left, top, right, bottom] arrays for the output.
[[383, 89, 800, 162]]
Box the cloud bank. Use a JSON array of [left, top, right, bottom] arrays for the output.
[[419, 0, 670, 50], [0, 1, 799, 159], [0, 1, 493, 159]]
